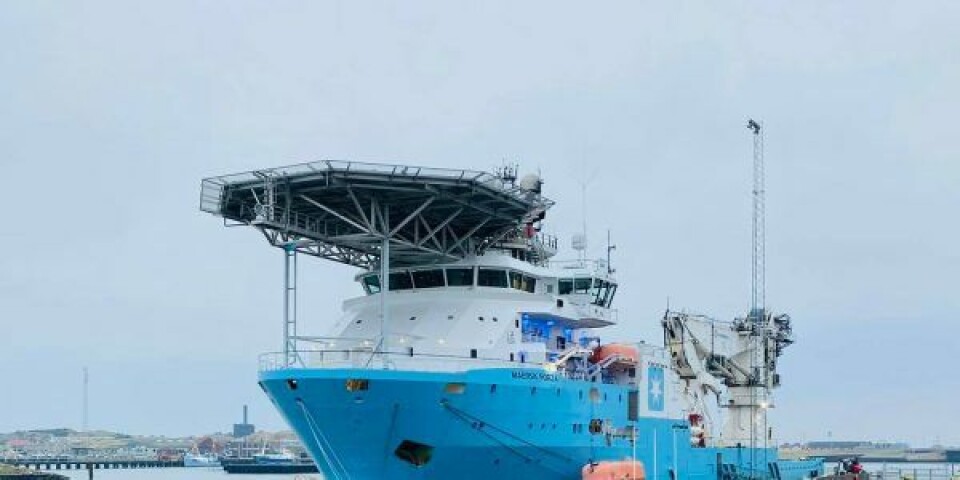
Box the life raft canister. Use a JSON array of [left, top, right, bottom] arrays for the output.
[[582, 460, 645, 480], [589, 344, 640, 365]]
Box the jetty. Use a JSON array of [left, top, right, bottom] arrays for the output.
[[1, 459, 182, 471], [0, 464, 66, 480]]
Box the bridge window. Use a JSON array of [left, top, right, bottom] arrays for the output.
[[592, 280, 610, 306], [606, 284, 618, 307], [574, 278, 591, 294], [362, 274, 381, 294], [559, 279, 572, 295], [510, 271, 523, 289], [478, 269, 508, 288], [523, 276, 536, 293], [389, 271, 413, 290], [446, 268, 474, 286], [509, 272, 538, 293], [411, 269, 445, 288]]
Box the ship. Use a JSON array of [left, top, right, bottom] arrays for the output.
[[200, 159, 825, 479], [183, 451, 220, 467]]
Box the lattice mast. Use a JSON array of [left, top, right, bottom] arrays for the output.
[[749, 120, 765, 332], [747, 118, 767, 467]]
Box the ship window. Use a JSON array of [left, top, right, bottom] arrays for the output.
[[508, 272, 537, 293], [446, 268, 474, 286], [606, 284, 618, 307], [394, 440, 433, 467], [478, 269, 508, 288], [574, 278, 591, 294], [590, 388, 600, 403], [444, 383, 466, 394], [510, 271, 523, 290], [593, 280, 610, 306], [470, 349, 478, 358], [411, 269, 445, 289], [389, 271, 413, 290], [346, 379, 369, 392], [559, 279, 573, 295], [362, 274, 381, 294], [589, 419, 603, 434]]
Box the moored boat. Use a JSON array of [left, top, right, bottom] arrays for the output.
[[201, 160, 825, 479]]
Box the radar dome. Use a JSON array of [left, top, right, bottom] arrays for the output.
[[518, 174, 543, 194]]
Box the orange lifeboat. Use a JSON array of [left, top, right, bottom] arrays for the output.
[[582, 460, 645, 480], [590, 344, 639, 366]]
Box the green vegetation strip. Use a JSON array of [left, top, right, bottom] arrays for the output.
[[0, 464, 68, 479]]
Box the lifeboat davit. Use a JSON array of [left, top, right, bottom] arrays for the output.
[[582, 460, 645, 480], [590, 344, 639, 366]]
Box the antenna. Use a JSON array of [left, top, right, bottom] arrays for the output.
[[82, 367, 89, 432], [748, 118, 765, 325], [606, 229, 616, 274]]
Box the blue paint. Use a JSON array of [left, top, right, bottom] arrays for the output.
[[260, 368, 823, 480]]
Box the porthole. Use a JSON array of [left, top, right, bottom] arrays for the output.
[[286, 379, 298, 390]]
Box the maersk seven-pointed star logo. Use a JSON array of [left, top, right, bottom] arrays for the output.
[[648, 365, 665, 412]]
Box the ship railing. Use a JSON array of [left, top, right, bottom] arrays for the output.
[[259, 349, 591, 377], [201, 160, 555, 215], [871, 464, 959, 480]]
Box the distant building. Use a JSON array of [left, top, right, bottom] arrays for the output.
[[233, 405, 255, 438], [806, 441, 873, 449]]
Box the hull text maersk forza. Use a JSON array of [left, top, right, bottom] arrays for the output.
[[201, 160, 823, 480]]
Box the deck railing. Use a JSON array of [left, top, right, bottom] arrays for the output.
[[870, 464, 960, 480], [259, 349, 546, 374]]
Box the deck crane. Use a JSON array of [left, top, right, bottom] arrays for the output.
[[661, 121, 796, 475]]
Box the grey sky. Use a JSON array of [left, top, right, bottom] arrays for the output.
[[1, 1, 957, 445]]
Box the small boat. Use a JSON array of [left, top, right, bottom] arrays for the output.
[[252, 451, 297, 465], [183, 452, 220, 467], [222, 451, 318, 474]]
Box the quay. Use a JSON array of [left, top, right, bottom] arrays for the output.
[[0, 464, 67, 480], [1, 459, 183, 471]]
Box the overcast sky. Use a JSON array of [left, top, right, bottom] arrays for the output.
[[1, 1, 957, 446]]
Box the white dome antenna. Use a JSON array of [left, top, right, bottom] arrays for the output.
[[518, 173, 543, 194]]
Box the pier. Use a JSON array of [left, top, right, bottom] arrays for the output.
[[0, 459, 182, 471]]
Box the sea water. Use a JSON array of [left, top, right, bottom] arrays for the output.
[[53, 467, 322, 480]]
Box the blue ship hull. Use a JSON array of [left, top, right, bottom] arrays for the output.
[[260, 368, 822, 480]]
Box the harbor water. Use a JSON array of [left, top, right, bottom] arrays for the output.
[[38, 463, 960, 480], [53, 468, 321, 480]]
